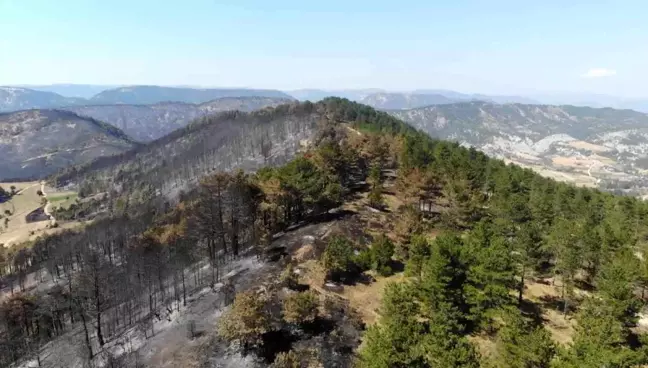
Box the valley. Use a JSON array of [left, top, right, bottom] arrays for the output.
[[390, 102, 648, 195]]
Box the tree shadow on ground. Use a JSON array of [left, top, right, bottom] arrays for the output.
[[539, 294, 574, 314], [278, 209, 357, 236], [388, 260, 405, 274], [574, 279, 596, 292], [300, 317, 336, 337], [257, 329, 298, 364], [339, 271, 375, 286], [291, 283, 311, 292], [519, 298, 547, 327]]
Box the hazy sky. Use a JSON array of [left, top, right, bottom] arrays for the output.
[[1, 0, 646, 97]]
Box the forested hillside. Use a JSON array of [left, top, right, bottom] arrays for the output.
[[2, 99, 648, 367], [67, 97, 294, 142], [0, 109, 136, 180]]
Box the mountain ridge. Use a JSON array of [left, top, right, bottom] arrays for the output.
[[66, 96, 294, 142], [0, 86, 295, 113], [90, 85, 294, 105], [0, 109, 136, 180]]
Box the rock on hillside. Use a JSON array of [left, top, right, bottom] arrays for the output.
[[0, 87, 85, 112], [0, 109, 135, 180], [391, 102, 648, 193], [89, 85, 295, 105], [67, 97, 294, 142]]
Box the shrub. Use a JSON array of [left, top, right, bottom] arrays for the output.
[[321, 236, 354, 281], [283, 291, 319, 324], [280, 263, 299, 290], [272, 351, 300, 368], [370, 235, 395, 276], [218, 291, 270, 346], [353, 249, 373, 272]]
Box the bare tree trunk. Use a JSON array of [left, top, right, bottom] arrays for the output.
[[182, 270, 187, 306], [78, 306, 93, 360], [94, 273, 105, 346]]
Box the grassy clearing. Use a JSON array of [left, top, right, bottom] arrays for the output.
[[47, 192, 78, 211]]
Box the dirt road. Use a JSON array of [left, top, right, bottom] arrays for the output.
[[40, 181, 56, 227]]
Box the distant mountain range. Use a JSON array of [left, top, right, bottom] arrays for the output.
[[5, 85, 648, 114], [0, 109, 135, 180], [89, 85, 294, 105], [67, 96, 293, 142], [287, 89, 541, 109], [287, 89, 648, 113], [17, 84, 120, 99], [287, 89, 384, 102], [390, 102, 648, 193], [0, 87, 86, 112], [0, 86, 295, 113]]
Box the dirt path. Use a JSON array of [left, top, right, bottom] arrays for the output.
[[40, 181, 56, 227], [15, 183, 39, 196]]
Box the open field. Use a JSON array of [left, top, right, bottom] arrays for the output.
[[0, 181, 82, 247], [47, 191, 79, 211], [567, 140, 612, 153]]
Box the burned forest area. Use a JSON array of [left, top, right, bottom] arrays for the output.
[[3, 98, 648, 368]]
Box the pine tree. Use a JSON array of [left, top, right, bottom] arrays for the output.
[[496, 310, 555, 368], [595, 249, 642, 328], [513, 223, 545, 305], [367, 163, 384, 209], [464, 223, 516, 329], [547, 218, 583, 314], [370, 235, 395, 276], [321, 236, 354, 282], [419, 234, 470, 329], [357, 283, 427, 368], [404, 234, 431, 278], [554, 298, 647, 368]]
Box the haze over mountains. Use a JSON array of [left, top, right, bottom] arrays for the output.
[[4, 84, 648, 113], [0, 85, 295, 112], [0, 87, 87, 112]]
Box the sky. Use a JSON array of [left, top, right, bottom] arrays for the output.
[[1, 0, 647, 97]]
